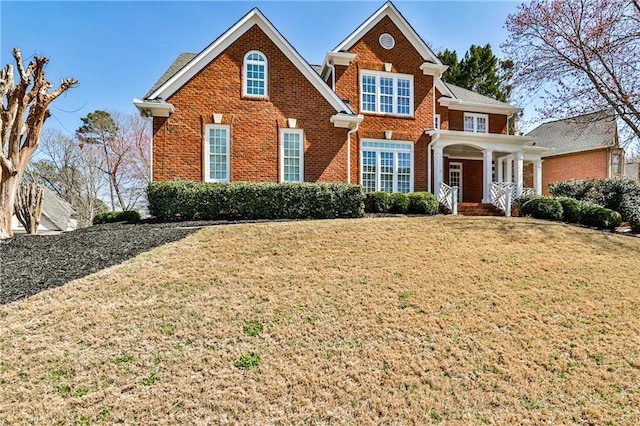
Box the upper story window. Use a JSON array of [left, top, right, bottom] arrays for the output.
[[434, 114, 441, 129], [464, 113, 488, 133], [244, 51, 267, 97], [612, 152, 622, 175], [361, 70, 413, 116]]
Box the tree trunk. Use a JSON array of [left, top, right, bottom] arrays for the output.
[[14, 182, 44, 234]]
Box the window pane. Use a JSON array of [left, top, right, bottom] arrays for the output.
[[380, 152, 394, 193], [464, 116, 475, 132], [245, 53, 266, 96], [397, 152, 411, 193], [397, 79, 411, 115], [283, 132, 302, 182], [362, 151, 377, 193], [380, 77, 393, 113], [477, 116, 487, 133], [361, 75, 376, 112], [209, 128, 228, 181]]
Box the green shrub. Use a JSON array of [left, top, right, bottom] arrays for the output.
[[147, 181, 365, 221], [548, 179, 597, 201], [581, 205, 622, 229], [388, 193, 410, 214], [364, 192, 391, 213], [92, 210, 141, 225], [407, 192, 439, 215], [556, 197, 584, 224], [519, 197, 563, 221], [513, 194, 538, 214]]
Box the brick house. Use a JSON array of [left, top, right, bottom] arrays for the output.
[[526, 111, 625, 194], [134, 2, 547, 214]]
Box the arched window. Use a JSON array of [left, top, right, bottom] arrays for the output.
[[244, 51, 267, 97]]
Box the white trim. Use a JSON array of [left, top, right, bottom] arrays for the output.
[[435, 80, 456, 100], [204, 124, 231, 183], [360, 70, 414, 117], [333, 2, 442, 64], [463, 112, 489, 134], [420, 63, 449, 78], [439, 97, 521, 116], [360, 139, 414, 193], [147, 9, 352, 115], [133, 98, 174, 118], [330, 113, 364, 129], [280, 128, 304, 183], [321, 51, 357, 81], [434, 114, 441, 130], [243, 50, 268, 98]]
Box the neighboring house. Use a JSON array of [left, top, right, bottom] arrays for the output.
[[625, 159, 639, 181], [526, 111, 625, 194], [134, 1, 546, 213], [11, 187, 77, 234]]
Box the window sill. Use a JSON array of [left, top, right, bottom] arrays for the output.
[[242, 95, 270, 101], [361, 111, 415, 119]]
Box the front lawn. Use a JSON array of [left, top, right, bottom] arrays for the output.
[[1, 217, 639, 424]]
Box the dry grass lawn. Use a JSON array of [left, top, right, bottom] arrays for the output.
[[1, 216, 639, 425]]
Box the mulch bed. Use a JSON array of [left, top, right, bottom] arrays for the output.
[[0, 221, 205, 305]]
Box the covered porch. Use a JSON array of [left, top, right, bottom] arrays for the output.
[[425, 130, 548, 215]]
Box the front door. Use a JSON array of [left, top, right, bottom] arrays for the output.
[[449, 162, 463, 202]]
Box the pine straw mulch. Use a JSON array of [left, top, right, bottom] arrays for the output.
[[1, 216, 640, 425]]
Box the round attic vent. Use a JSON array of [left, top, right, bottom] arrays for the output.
[[379, 33, 395, 50]]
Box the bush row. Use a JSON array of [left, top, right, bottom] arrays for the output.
[[549, 178, 640, 232], [516, 195, 622, 229], [364, 191, 440, 215], [93, 210, 141, 225], [147, 181, 365, 221]]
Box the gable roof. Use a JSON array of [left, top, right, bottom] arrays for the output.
[[332, 1, 442, 64], [526, 110, 618, 157], [145, 52, 196, 99], [444, 83, 513, 109], [144, 8, 353, 114]]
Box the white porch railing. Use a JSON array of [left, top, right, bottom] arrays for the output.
[[438, 182, 458, 214], [491, 182, 515, 217], [522, 187, 536, 197]]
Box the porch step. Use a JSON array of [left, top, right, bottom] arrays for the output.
[[456, 202, 505, 217]]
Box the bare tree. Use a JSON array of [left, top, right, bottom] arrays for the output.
[[0, 48, 78, 238], [25, 129, 106, 227], [76, 111, 150, 211], [502, 0, 640, 147], [14, 183, 44, 234]]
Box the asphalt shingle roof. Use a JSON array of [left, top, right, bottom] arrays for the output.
[[526, 111, 617, 157], [145, 52, 197, 99], [444, 83, 514, 108]]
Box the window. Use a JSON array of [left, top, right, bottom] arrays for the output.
[[464, 113, 488, 133], [280, 129, 304, 182], [205, 124, 230, 182], [434, 114, 441, 129], [360, 140, 413, 193], [612, 152, 622, 175], [360, 71, 413, 116], [244, 51, 267, 97]]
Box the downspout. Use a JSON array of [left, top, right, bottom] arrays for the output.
[[427, 132, 440, 194], [327, 61, 336, 91], [347, 122, 360, 184]]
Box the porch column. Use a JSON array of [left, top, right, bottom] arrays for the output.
[[482, 149, 493, 203], [433, 146, 444, 199], [533, 159, 543, 195], [506, 155, 513, 183], [497, 157, 504, 183], [514, 151, 524, 196]]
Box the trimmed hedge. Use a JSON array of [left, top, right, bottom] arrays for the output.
[[364, 191, 439, 215], [581, 205, 622, 229], [93, 210, 141, 225], [519, 197, 563, 221], [147, 181, 365, 221], [556, 197, 584, 224], [548, 179, 596, 200]]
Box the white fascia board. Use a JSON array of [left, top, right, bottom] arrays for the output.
[[148, 9, 351, 114], [133, 98, 175, 118], [438, 98, 521, 116], [333, 2, 441, 64], [420, 63, 448, 78], [330, 113, 364, 129], [435, 79, 456, 99], [321, 51, 357, 80], [425, 129, 535, 151]]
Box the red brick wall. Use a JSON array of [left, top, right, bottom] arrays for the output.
[[334, 16, 434, 191], [542, 149, 609, 194], [152, 24, 349, 183]]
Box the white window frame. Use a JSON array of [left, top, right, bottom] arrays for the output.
[[360, 139, 414, 193], [360, 70, 414, 117], [463, 112, 489, 133], [435, 114, 441, 129], [243, 50, 268, 98], [280, 128, 304, 183], [204, 124, 231, 183]]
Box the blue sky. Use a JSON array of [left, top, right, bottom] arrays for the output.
[[1, 1, 532, 136]]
